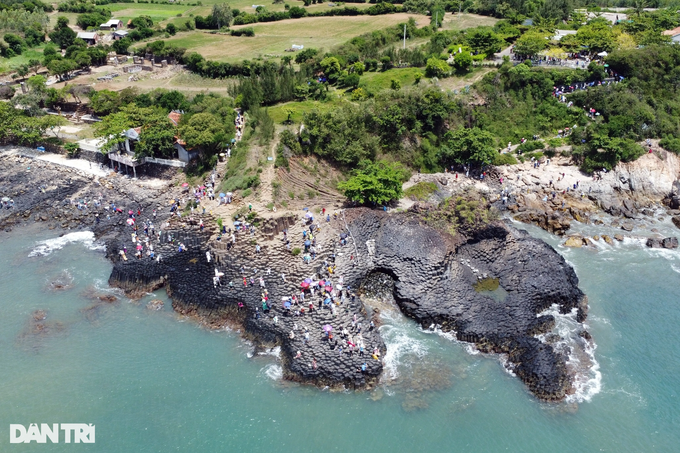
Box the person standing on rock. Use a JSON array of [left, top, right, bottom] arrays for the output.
[[206, 251, 211, 263], [281, 273, 286, 282]]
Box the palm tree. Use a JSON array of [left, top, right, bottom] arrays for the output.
[[633, 0, 647, 17]]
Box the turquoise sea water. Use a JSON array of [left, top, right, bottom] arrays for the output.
[[1, 217, 679, 452]]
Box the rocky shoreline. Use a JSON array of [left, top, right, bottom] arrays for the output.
[[5, 146, 679, 401]]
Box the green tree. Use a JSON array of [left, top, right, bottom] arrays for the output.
[[166, 23, 177, 35], [353, 61, 365, 75], [633, 0, 647, 17], [337, 160, 407, 205], [466, 28, 503, 58], [113, 37, 132, 55], [513, 31, 549, 57], [320, 56, 341, 77], [211, 3, 233, 29], [453, 51, 472, 72], [576, 21, 615, 54], [93, 108, 136, 153], [134, 113, 176, 158], [343, 73, 360, 89], [130, 16, 153, 29], [380, 55, 393, 71], [48, 17, 76, 49], [89, 89, 121, 116], [390, 79, 401, 90], [4, 34, 25, 55], [425, 57, 450, 78], [439, 127, 496, 167], [179, 112, 226, 153]]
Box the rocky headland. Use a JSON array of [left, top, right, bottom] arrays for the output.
[[5, 144, 680, 401]]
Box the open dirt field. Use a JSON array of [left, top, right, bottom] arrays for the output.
[[163, 13, 430, 62]]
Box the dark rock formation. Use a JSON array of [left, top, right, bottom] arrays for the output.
[[107, 207, 588, 401], [672, 216, 680, 230], [646, 237, 679, 249], [334, 209, 587, 401], [108, 228, 386, 391]]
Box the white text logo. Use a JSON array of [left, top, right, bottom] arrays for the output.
[[10, 424, 95, 444]]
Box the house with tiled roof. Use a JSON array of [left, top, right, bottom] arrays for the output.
[[663, 26, 680, 43]]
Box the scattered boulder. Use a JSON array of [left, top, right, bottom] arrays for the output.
[[514, 210, 571, 236], [146, 299, 164, 310], [645, 237, 678, 249], [621, 222, 634, 231], [578, 330, 592, 341], [602, 235, 614, 245], [98, 295, 118, 303], [672, 216, 680, 230], [563, 236, 584, 248], [663, 237, 679, 249], [614, 234, 624, 241]]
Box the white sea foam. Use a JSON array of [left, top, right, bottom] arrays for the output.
[[498, 355, 516, 376], [258, 346, 281, 358], [566, 339, 602, 404], [421, 324, 482, 355], [535, 304, 602, 403], [379, 310, 429, 381], [262, 364, 283, 381], [29, 231, 104, 257]]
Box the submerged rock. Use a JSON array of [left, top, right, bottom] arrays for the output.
[[147, 299, 164, 310], [646, 237, 678, 249]]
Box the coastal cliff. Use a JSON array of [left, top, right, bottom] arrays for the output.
[[105, 201, 587, 401], [0, 148, 602, 401]]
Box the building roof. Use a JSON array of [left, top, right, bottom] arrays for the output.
[[553, 29, 577, 40], [102, 19, 122, 27], [662, 26, 680, 37], [77, 32, 98, 40], [113, 30, 128, 36], [168, 111, 183, 126]]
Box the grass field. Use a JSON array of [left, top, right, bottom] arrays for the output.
[[106, 3, 199, 24], [359, 67, 424, 92], [0, 46, 46, 73], [441, 12, 498, 30], [161, 13, 429, 62], [50, 1, 374, 29], [268, 96, 351, 123]]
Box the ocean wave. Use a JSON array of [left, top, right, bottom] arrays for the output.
[[379, 311, 429, 381], [535, 304, 602, 403], [421, 324, 481, 355], [258, 346, 281, 358], [261, 363, 283, 381], [28, 231, 104, 257], [498, 355, 516, 376]]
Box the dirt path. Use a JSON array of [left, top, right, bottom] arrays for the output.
[[255, 131, 280, 209]]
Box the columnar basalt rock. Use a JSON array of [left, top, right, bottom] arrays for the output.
[[107, 207, 588, 401], [334, 208, 587, 401]]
